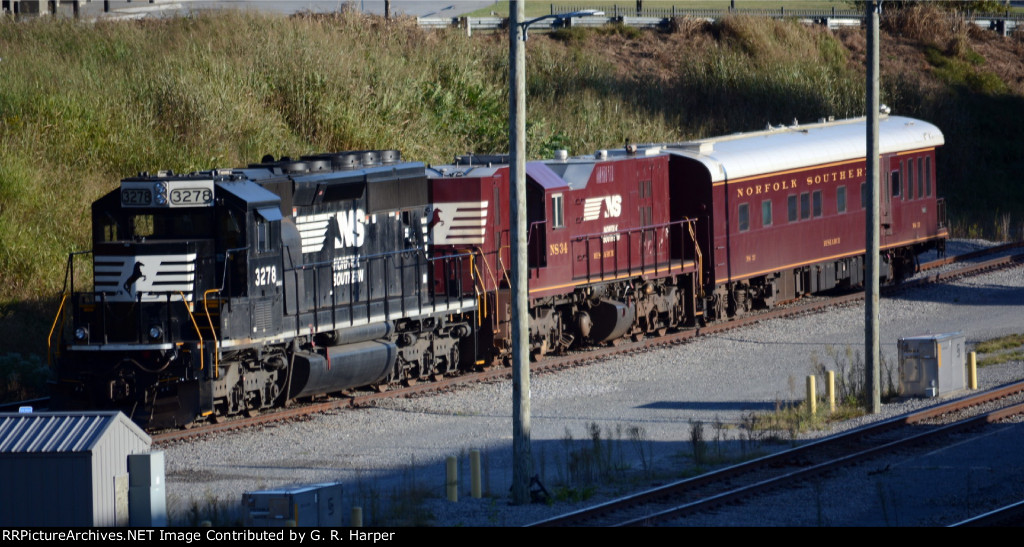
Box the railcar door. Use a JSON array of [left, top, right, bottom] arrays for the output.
[[879, 157, 893, 237], [247, 206, 285, 337], [886, 163, 900, 238]]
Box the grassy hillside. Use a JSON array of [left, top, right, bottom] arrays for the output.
[[1, 6, 1022, 361]]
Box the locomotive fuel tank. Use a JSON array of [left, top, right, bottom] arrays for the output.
[[288, 341, 398, 399]]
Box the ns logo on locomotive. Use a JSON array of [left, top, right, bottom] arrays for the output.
[[50, 115, 947, 429]]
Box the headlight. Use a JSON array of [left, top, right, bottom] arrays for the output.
[[154, 193, 167, 205], [148, 326, 163, 340], [74, 327, 88, 341]]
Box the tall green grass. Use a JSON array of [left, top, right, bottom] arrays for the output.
[[1, 9, 1022, 360]]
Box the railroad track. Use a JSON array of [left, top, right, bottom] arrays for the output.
[[530, 380, 1024, 526], [145, 244, 1024, 443], [12, 243, 1017, 443], [951, 500, 1024, 527]]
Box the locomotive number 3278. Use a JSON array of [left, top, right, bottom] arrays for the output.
[[254, 265, 278, 287]]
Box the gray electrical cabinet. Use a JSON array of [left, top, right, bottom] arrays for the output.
[[129, 451, 167, 526], [898, 332, 966, 397], [242, 482, 344, 526]]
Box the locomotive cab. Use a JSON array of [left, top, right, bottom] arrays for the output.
[[212, 180, 286, 339]]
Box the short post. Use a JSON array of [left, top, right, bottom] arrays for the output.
[[465, 16, 472, 37], [968, 351, 977, 390], [351, 507, 363, 527], [470, 450, 482, 499], [446, 456, 458, 502], [807, 375, 817, 415], [827, 370, 835, 413]]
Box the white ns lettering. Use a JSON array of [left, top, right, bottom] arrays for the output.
[[254, 265, 278, 287]]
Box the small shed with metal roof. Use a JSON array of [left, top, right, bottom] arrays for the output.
[[0, 411, 151, 527]]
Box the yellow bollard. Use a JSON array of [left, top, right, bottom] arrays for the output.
[[351, 507, 362, 527], [446, 456, 458, 502], [807, 375, 817, 415], [827, 370, 835, 413], [969, 351, 977, 390], [470, 450, 482, 499]]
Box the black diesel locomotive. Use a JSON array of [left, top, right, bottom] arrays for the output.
[[51, 116, 948, 429], [52, 151, 476, 428]]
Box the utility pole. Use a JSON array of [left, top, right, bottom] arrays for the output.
[[384, 0, 390, 19], [508, 0, 532, 506], [865, 0, 881, 414]]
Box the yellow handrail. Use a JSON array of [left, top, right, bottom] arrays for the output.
[[179, 292, 205, 374], [203, 289, 221, 379], [46, 292, 69, 369], [687, 221, 704, 297]]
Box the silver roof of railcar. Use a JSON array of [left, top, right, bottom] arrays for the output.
[[663, 115, 944, 183]]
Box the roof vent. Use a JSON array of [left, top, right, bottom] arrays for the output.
[[679, 141, 714, 154], [595, 150, 608, 160], [554, 149, 568, 161]]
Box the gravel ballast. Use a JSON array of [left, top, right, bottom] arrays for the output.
[[163, 241, 1024, 526]]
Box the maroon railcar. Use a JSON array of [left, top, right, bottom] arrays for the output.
[[429, 151, 701, 362], [665, 115, 946, 319]]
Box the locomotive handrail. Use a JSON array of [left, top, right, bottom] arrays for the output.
[[46, 292, 69, 369], [179, 291, 205, 374], [572, 218, 699, 285], [63, 250, 93, 294], [688, 220, 704, 297], [50, 250, 92, 366], [219, 246, 249, 297], [528, 219, 548, 273], [571, 218, 695, 242], [202, 288, 221, 378], [280, 246, 476, 337]]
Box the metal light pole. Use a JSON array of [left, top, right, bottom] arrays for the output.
[[508, 0, 530, 506], [508, 4, 603, 505], [865, 0, 882, 414]]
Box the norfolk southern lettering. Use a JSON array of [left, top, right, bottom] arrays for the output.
[[735, 165, 865, 198]]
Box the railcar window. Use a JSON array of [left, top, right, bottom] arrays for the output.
[[926, 157, 932, 196], [899, 160, 905, 200], [254, 212, 280, 254], [738, 203, 749, 232], [837, 187, 847, 214], [762, 200, 772, 227], [493, 187, 500, 225], [99, 213, 120, 242], [907, 160, 914, 199], [788, 195, 797, 222], [800, 192, 810, 220], [133, 215, 154, 237], [256, 220, 270, 253], [891, 171, 901, 197], [551, 194, 564, 228], [221, 209, 243, 248], [918, 157, 924, 198], [812, 191, 822, 217], [639, 180, 652, 198]]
